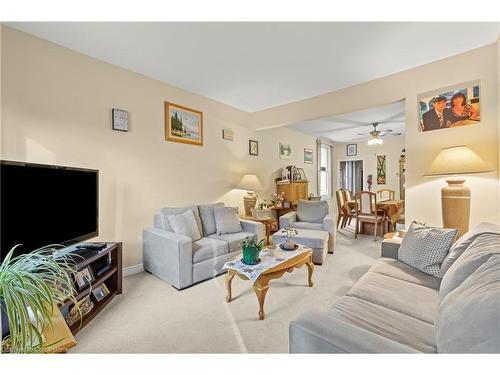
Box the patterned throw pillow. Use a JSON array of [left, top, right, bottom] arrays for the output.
[[398, 222, 457, 278]]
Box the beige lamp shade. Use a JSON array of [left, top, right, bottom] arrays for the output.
[[424, 145, 492, 176], [236, 174, 263, 192]]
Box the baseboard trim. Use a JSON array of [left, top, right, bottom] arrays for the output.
[[123, 263, 144, 277]]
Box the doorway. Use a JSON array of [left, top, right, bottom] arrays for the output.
[[339, 160, 363, 196]]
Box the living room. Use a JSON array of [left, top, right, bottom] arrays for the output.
[[1, 1, 500, 373]]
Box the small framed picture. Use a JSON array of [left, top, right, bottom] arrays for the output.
[[249, 139, 259, 156], [222, 128, 234, 141], [283, 201, 291, 209], [112, 108, 129, 132], [304, 148, 313, 164], [347, 144, 357, 156], [297, 168, 307, 180], [75, 266, 95, 291], [92, 283, 110, 302]]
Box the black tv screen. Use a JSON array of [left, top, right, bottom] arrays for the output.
[[0, 161, 98, 261]]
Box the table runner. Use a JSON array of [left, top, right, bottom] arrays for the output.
[[223, 245, 309, 282]]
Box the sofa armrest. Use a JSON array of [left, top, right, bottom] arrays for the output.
[[279, 211, 297, 229], [143, 227, 193, 289], [239, 219, 266, 242], [381, 237, 403, 259], [290, 309, 419, 353], [323, 213, 338, 253]]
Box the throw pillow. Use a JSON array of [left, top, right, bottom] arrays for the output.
[[398, 222, 457, 278], [198, 202, 224, 236], [214, 206, 242, 235], [167, 210, 202, 241]]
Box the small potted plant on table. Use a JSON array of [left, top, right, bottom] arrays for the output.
[[279, 227, 298, 250], [241, 237, 266, 265]]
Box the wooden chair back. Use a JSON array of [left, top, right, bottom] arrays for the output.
[[377, 189, 395, 201], [336, 189, 347, 215], [343, 189, 353, 202], [355, 191, 377, 215]]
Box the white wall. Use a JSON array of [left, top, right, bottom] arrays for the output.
[[0, 27, 317, 267], [332, 136, 405, 200]]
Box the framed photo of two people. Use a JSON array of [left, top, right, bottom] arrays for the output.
[[418, 80, 480, 132]]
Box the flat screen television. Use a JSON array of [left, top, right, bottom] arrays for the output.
[[0, 161, 98, 261]]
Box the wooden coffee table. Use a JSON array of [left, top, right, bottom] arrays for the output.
[[224, 248, 314, 320]]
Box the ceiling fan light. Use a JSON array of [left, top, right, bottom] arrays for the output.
[[368, 137, 383, 145]]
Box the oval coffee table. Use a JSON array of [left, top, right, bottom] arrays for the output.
[[224, 248, 314, 320]]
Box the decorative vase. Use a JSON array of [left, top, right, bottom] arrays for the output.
[[242, 245, 260, 265]]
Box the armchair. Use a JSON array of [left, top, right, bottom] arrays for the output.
[[279, 200, 337, 253]]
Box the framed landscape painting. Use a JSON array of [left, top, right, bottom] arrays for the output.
[[165, 102, 203, 146], [304, 148, 313, 164]]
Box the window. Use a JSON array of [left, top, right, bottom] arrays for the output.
[[319, 144, 331, 198]]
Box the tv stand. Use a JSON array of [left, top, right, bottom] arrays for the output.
[[59, 242, 122, 335]]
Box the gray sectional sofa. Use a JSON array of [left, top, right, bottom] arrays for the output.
[[143, 203, 265, 289], [289, 222, 500, 353]]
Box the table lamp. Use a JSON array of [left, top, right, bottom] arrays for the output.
[[236, 174, 263, 217], [424, 145, 492, 238]]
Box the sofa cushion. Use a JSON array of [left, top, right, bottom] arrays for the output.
[[435, 254, 500, 353], [198, 202, 224, 236], [160, 206, 202, 234], [329, 296, 437, 353], [208, 231, 256, 252], [214, 206, 242, 235], [192, 237, 229, 264], [272, 228, 328, 249], [369, 258, 441, 290], [347, 271, 439, 324], [439, 233, 500, 301], [440, 222, 500, 277], [296, 200, 329, 223], [290, 222, 324, 231], [398, 222, 457, 277], [167, 210, 202, 241]]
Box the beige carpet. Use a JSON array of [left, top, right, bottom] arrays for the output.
[[71, 228, 381, 353]]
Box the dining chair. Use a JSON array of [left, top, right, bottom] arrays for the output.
[[342, 189, 355, 226], [355, 191, 386, 240], [335, 189, 349, 229], [377, 189, 395, 201]]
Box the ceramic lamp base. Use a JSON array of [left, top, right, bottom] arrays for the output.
[[243, 192, 257, 217], [442, 177, 470, 239]]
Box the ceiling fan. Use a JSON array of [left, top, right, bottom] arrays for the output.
[[355, 122, 402, 145]]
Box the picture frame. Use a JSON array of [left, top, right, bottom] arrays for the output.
[[165, 101, 203, 146], [75, 266, 94, 291], [222, 128, 234, 141], [279, 142, 291, 160], [297, 168, 307, 180], [304, 148, 313, 164], [112, 108, 129, 132], [283, 201, 291, 209], [377, 155, 386, 185], [417, 80, 481, 132], [92, 283, 110, 302], [249, 139, 259, 156], [346, 144, 357, 156]]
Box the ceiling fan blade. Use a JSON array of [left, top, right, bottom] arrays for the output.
[[381, 132, 402, 137]]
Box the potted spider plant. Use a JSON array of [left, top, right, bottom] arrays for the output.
[[0, 245, 78, 353]]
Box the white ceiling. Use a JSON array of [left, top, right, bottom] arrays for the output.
[[6, 22, 499, 112], [287, 100, 405, 143]]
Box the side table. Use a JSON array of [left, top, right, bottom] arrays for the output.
[[242, 216, 275, 244]]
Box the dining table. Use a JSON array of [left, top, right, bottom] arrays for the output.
[[345, 198, 405, 232]]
